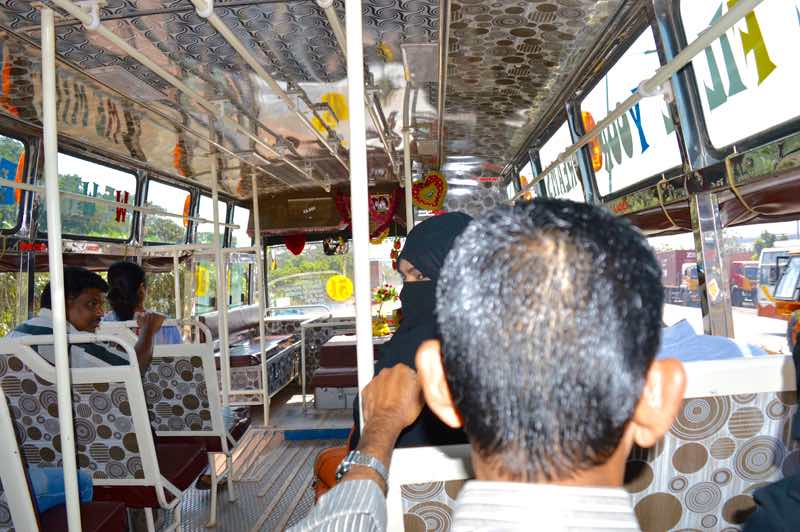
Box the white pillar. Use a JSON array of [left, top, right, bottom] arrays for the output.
[[344, 0, 373, 421], [173, 253, 182, 321], [210, 145, 231, 406], [40, 7, 82, 532], [250, 176, 270, 423], [403, 128, 414, 229]]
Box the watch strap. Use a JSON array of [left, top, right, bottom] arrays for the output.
[[336, 450, 388, 483]]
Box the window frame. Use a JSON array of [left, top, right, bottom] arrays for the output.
[[36, 149, 139, 243], [142, 177, 193, 245], [195, 193, 230, 246], [672, 0, 800, 158], [577, 23, 683, 201], [0, 129, 31, 235], [0, 129, 29, 235], [229, 203, 253, 248]]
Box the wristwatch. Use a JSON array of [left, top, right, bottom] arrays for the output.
[[335, 450, 389, 483]]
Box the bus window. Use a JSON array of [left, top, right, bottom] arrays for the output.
[[143, 180, 190, 244], [230, 206, 252, 247], [194, 260, 218, 315], [144, 267, 187, 318], [538, 122, 584, 202], [0, 133, 25, 231], [648, 232, 703, 334], [581, 27, 682, 196], [196, 195, 229, 245], [38, 153, 136, 239], [722, 220, 800, 354], [0, 272, 23, 335], [774, 255, 800, 301], [268, 240, 402, 318], [517, 161, 535, 200], [681, 0, 800, 148], [228, 262, 250, 308]]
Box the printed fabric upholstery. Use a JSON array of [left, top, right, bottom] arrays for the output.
[[296, 321, 357, 386], [628, 391, 798, 531], [399, 392, 799, 532], [0, 479, 14, 532], [0, 354, 145, 482], [143, 356, 213, 433]]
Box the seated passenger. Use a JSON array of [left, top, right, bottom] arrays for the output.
[[103, 261, 182, 345], [8, 266, 164, 371], [350, 211, 472, 450], [293, 199, 687, 531], [657, 319, 768, 361]]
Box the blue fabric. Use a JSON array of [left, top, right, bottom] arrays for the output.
[[657, 320, 768, 362], [222, 406, 235, 431], [103, 311, 183, 345], [28, 467, 93, 513]]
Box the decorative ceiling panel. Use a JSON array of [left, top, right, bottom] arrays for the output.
[[443, 0, 623, 167]]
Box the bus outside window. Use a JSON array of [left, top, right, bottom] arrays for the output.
[[517, 160, 535, 200], [538, 122, 584, 202], [0, 133, 24, 231], [143, 180, 191, 244], [581, 26, 682, 196], [681, 0, 800, 149], [196, 194, 229, 245], [721, 221, 800, 354], [38, 153, 136, 240], [268, 240, 402, 318], [647, 232, 703, 332], [230, 206, 252, 247]]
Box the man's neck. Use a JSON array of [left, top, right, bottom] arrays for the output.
[[470, 443, 628, 488]]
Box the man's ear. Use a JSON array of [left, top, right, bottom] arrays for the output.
[[415, 340, 463, 429], [630, 359, 687, 448]]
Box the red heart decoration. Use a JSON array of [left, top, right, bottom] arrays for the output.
[[412, 171, 448, 211], [284, 233, 307, 255]]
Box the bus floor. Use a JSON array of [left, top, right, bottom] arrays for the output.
[[172, 385, 351, 531]]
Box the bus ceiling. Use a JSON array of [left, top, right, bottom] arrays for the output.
[[0, 0, 644, 200], [0, 1, 796, 237]]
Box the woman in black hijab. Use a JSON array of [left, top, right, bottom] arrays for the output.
[[350, 211, 473, 449]]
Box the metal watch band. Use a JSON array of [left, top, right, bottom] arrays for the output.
[[335, 450, 389, 483]]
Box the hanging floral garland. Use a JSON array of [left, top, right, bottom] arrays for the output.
[[334, 187, 402, 242], [412, 170, 448, 211], [390, 237, 401, 270]]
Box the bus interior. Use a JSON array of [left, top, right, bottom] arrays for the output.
[[0, 0, 798, 531]]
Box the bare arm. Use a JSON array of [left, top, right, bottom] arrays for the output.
[[133, 312, 165, 373]]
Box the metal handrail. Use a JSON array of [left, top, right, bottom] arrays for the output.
[[512, 0, 766, 201]]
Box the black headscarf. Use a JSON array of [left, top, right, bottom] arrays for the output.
[[350, 212, 472, 449]]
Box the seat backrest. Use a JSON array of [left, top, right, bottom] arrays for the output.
[[199, 305, 261, 343], [100, 320, 226, 441], [624, 356, 797, 531], [0, 336, 170, 506], [0, 384, 39, 532], [391, 356, 798, 532]]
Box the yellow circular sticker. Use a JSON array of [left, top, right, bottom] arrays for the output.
[[326, 275, 354, 302]]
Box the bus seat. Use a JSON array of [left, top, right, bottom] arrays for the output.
[[0, 382, 128, 532], [0, 337, 206, 532], [146, 342, 242, 527], [393, 357, 798, 532], [101, 320, 248, 527]]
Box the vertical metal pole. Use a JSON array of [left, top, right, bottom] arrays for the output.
[[40, 7, 82, 532], [210, 141, 231, 407], [402, 83, 414, 229], [173, 253, 182, 321], [403, 129, 414, 230], [345, 0, 374, 420], [566, 101, 600, 204], [250, 174, 270, 424], [691, 192, 735, 337]]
